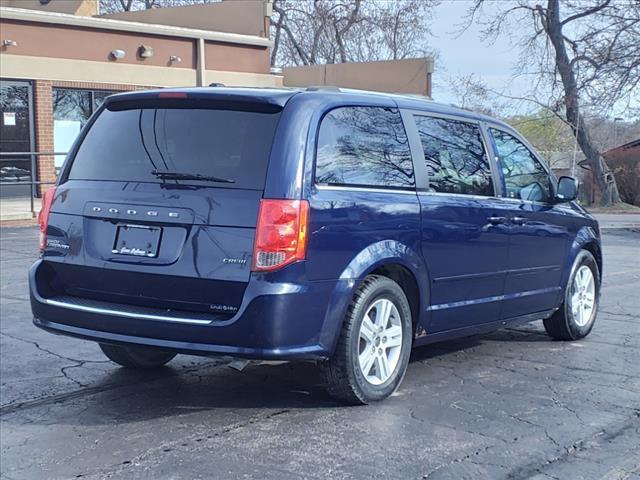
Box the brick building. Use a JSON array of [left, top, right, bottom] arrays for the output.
[[0, 0, 278, 198]]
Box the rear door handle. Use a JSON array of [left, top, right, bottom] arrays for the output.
[[488, 216, 508, 225], [512, 216, 527, 225]]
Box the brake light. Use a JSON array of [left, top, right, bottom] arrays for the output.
[[38, 187, 56, 252], [252, 199, 309, 272], [158, 92, 188, 99]]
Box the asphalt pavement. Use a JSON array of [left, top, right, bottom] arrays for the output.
[[1, 227, 638, 480]]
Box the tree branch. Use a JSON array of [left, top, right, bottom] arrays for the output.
[[560, 0, 611, 26]]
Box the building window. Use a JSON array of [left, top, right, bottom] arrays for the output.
[[52, 88, 117, 169], [0, 80, 35, 198]]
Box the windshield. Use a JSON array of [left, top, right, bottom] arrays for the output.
[[67, 107, 281, 190]]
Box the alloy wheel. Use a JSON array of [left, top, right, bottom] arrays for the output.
[[357, 298, 403, 385], [571, 265, 596, 327]]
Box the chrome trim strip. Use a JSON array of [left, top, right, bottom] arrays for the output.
[[315, 184, 418, 195], [427, 286, 560, 311], [44, 298, 213, 325], [416, 190, 500, 201]]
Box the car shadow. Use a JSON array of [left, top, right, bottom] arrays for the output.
[[6, 326, 555, 427]]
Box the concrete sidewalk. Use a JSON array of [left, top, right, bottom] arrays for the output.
[[0, 197, 40, 222], [592, 213, 640, 230]]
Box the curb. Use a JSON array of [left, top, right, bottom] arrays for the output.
[[0, 219, 38, 228]]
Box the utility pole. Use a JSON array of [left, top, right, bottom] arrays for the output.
[[613, 117, 623, 147]]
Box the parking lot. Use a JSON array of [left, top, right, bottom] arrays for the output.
[[1, 226, 638, 479]]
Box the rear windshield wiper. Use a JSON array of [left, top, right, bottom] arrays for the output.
[[151, 170, 235, 184]]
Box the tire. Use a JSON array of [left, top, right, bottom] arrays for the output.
[[99, 343, 177, 369], [320, 275, 413, 404], [543, 250, 600, 341]]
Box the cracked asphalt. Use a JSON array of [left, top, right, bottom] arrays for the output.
[[1, 226, 639, 480]]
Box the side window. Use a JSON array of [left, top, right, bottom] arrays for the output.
[[413, 115, 494, 196], [315, 106, 414, 189], [491, 129, 552, 203]]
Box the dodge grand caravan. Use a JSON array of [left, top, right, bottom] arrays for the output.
[[30, 87, 601, 404]]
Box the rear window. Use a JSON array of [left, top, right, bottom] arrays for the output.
[[67, 107, 281, 190]]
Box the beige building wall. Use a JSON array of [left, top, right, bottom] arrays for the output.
[[0, 0, 98, 16], [100, 0, 269, 37], [283, 58, 434, 97], [1, 19, 197, 69], [0, 9, 278, 87]]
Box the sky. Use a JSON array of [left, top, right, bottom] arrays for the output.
[[428, 0, 527, 108], [428, 0, 639, 119]]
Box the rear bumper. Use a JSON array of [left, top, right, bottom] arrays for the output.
[[30, 260, 351, 360]]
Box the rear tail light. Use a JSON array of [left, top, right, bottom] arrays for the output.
[[252, 199, 309, 272], [158, 92, 188, 99], [38, 187, 56, 252]]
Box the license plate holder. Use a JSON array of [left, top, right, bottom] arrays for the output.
[[112, 224, 162, 258]]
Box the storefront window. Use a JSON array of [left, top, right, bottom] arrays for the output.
[[1, 80, 34, 198], [93, 91, 115, 110], [53, 88, 117, 169]]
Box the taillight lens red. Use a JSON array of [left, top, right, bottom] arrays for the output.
[[38, 187, 56, 252], [252, 199, 309, 272], [158, 92, 188, 99]]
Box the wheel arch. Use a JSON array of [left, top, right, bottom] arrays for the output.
[[562, 226, 602, 291], [368, 264, 421, 334], [319, 240, 429, 355]]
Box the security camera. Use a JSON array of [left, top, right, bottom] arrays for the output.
[[110, 49, 126, 60]]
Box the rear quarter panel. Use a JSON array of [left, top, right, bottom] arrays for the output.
[[293, 94, 430, 339]]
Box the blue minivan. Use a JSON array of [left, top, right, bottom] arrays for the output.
[[30, 87, 601, 403]]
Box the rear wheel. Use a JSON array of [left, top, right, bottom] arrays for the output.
[[320, 275, 413, 404], [543, 250, 600, 340], [99, 343, 176, 369]]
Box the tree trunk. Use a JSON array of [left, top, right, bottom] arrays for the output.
[[545, 0, 621, 206], [270, 8, 283, 67]]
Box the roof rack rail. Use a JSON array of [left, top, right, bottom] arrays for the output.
[[305, 86, 341, 92]]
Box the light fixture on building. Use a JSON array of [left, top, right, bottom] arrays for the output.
[[138, 45, 154, 59], [2, 39, 17, 47], [110, 49, 126, 60], [169, 55, 182, 65]]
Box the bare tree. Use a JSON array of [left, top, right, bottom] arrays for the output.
[[464, 0, 640, 206], [270, 0, 438, 68], [99, 0, 216, 13]]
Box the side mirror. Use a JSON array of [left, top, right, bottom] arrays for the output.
[[555, 176, 578, 203]]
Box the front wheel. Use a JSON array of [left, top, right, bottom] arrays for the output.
[[543, 250, 600, 340], [99, 343, 177, 369], [320, 275, 413, 404]]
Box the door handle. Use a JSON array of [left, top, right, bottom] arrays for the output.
[[488, 216, 508, 225], [512, 216, 527, 225]]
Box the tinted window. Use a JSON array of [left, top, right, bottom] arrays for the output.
[[315, 107, 414, 189], [68, 108, 281, 190], [414, 115, 494, 196], [491, 129, 552, 202]]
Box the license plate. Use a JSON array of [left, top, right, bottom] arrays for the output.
[[112, 224, 161, 258]]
